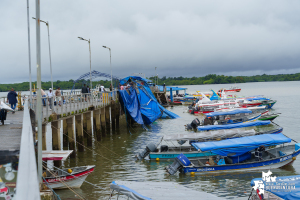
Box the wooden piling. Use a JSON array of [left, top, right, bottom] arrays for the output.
[[100, 107, 106, 137], [51, 121, 61, 151], [116, 103, 120, 129], [75, 114, 84, 152], [66, 117, 76, 158], [86, 112, 92, 146], [83, 112, 87, 140], [93, 109, 101, 141], [105, 105, 110, 134], [63, 119, 68, 149], [111, 101, 116, 132], [42, 124, 47, 150]]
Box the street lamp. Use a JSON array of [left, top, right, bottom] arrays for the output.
[[102, 46, 113, 93], [32, 17, 54, 110], [78, 37, 92, 89]]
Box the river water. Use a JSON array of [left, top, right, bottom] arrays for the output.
[[4, 81, 300, 199]]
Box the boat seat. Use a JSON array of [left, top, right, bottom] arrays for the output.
[[265, 151, 276, 159]]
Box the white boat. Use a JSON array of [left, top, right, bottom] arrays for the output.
[[43, 165, 95, 189], [42, 150, 73, 161], [0, 101, 13, 112]]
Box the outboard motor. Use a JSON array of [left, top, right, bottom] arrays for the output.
[[165, 154, 191, 175], [136, 143, 157, 160], [186, 118, 200, 130]]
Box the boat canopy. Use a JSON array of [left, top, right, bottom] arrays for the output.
[[205, 109, 252, 117], [246, 97, 270, 101], [251, 175, 300, 200], [163, 129, 256, 141], [210, 90, 221, 100], [192, 133, 291, 157], [197, 120, 271, 131], [110, 181, 224, 200]]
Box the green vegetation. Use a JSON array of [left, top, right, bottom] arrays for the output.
[[148, 73, 300, 86], [1, 73, 300, 92], [0, 79, 112, 92]]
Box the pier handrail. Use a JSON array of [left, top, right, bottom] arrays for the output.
[[15, 100, 41, 200]]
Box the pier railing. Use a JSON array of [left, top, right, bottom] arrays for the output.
[[28, 90, 118, 123]]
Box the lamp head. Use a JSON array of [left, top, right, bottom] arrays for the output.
[[102, 46, 107, 48], [78, 37, 84, 40]]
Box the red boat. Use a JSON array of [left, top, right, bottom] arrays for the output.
[[223, 86, 241, 92]]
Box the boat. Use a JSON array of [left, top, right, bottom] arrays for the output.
[[188, 109, 262, 128], [109, 181, 224, 200], [249, 174, 300, 200], [43, 165, 95, 189], [165, 133, 300, 175], [196, 120, 271, 131], [137, 122, 283, 160], [258, 113, 280, 121], [42, 150, 73, 161], [223, 86, 241, 92]]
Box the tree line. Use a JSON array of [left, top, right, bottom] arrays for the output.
[[148, 73, 300, 86], [1, 72, 300, 92]]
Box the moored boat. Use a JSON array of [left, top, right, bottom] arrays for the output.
[[43, 165, 95, 189], [165, 134, 300, 175]]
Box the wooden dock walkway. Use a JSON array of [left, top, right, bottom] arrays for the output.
[[0, 110, 23, 151]]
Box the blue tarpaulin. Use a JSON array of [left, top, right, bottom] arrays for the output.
[[197, 120, 271, 131], [192, 133, 291, 156], [246, 97, 270, 101], [157, 86, 187, 92], [138, 88, 162, 124], [210, 90, 221, 100], [119, 89, 144, 124], [120, 76, 152, 86], [205, 109, 252, 117], [251, 175, 300, 200]]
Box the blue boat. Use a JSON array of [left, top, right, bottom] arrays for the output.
[[166, 133, 300, 175], [250, 175, 300, 199], [197, 120, 271, 131], [137, 125, 283, 160]]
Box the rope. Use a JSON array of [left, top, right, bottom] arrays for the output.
[[42, 177, 62, 200], [42, 163, 86, 200]]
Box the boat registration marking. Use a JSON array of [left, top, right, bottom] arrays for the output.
[[197, 168, 215, 172], [280, 155, 292, 162]]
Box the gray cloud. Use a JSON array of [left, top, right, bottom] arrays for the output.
[[1, 0, 300, 84]]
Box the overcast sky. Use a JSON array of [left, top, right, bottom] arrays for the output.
[[1, 0, 300, 83]]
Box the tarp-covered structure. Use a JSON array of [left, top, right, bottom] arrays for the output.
[[210, 90, 221, 100], [251, 175, 300, 200], [110, 181, 224, 200], [205, 109, 252, 117], [192, 133, 291, 157], [197, 120, 271, 131], [118, 76, 179, 125]]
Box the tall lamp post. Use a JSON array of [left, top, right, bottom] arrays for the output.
[[102, 46, 113, 93], [33, 17, 54, 109], [78, 37, 92, 89], [26, 0, 32, 106]]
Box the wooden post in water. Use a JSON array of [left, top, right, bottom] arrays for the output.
[[51, 120, 62, 167], [42, 124, 47, 150], [111, 100, 116, 132], [116, 102, 120, 129], [83, 112, 87, 142], [75, 114, 84, 152], [86, 112, 92, 146], [66, 117, 76, 158], [100, 107, 106, 137], [93, 109, 101, 141], [105, 105, 110, 134], [63, 119, 68, 148]]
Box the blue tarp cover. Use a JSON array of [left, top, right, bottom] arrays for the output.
[[210, 90, 221, 100], [197, 120, 271, 131], [251, 175, 300, 200], [192, 133, 291, 156], [205, 109, 252, 117], [138, 88, 162, 124], [247, 97, 270, 101], [157, 86, 187, 92], [119, 89, 144, 124], [120, 76, 152, 86]]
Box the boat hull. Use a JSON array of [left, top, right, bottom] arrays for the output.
[[224, 89, 241, 92], [181, 149, 300, 174], [44, 165, 94, 189], [149, 151, 216, 160]]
